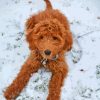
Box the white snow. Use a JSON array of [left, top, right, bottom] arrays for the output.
[[0, 0, 100, 100]]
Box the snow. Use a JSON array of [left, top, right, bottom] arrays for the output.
[[0, 0, 100, 100]]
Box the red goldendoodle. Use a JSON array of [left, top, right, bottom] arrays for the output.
[[4, 0, 73, 100]]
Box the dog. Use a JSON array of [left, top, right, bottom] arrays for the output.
[[4, 0, 73, 100]]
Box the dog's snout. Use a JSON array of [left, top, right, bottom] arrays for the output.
[[44, 49, 51, 55]]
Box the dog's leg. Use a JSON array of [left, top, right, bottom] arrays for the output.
[[47, 60, 68, 100], [4, 53, 41, 100]]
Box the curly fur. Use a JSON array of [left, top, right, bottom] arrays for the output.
[[4, 0, 73, 100]]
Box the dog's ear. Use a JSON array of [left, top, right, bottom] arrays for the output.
[[26, 15, 36, 30], [26, 29, 36, 50], [63, 30, 73, 51], [25, 15, 37, 50]]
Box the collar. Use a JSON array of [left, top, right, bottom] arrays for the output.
[[41, 54, 59, 67], [41, 58, 48, 68]]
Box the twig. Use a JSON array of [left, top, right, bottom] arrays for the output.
[[76, 30, 100, 39]]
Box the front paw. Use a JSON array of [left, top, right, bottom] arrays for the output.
[[4, 89, 16, 100]]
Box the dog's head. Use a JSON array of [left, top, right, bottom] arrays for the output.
[[26, 19, 73, 60]]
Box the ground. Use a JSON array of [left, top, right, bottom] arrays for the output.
[[0, 0, 100, 100]]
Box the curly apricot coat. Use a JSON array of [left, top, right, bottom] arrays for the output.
[[4, 0, 73, 100]]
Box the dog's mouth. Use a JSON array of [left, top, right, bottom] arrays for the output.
[[51, 54, 59, 60], [41, 53, 59, 61], [38, 49, 59, 61]]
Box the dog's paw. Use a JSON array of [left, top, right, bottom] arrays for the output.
[[4, 91, 13, 100], [4, 87, 17, 100]]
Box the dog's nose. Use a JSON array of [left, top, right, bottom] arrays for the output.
[[44, 49, 51, 55]]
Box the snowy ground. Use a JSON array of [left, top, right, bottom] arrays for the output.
[[0, 0, 100, 100]]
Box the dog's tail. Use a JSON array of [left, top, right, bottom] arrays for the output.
[[44, 0, 52, 10]]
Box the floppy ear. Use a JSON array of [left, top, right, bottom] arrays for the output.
[[63, 30, 73, 51], [26, 15, 36, 30], [25, 15, 37, 50], [26, 29, 36, 50]]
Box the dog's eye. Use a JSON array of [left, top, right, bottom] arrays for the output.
[[39, 36, 44, 40], [53, 36, 58, 40]]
